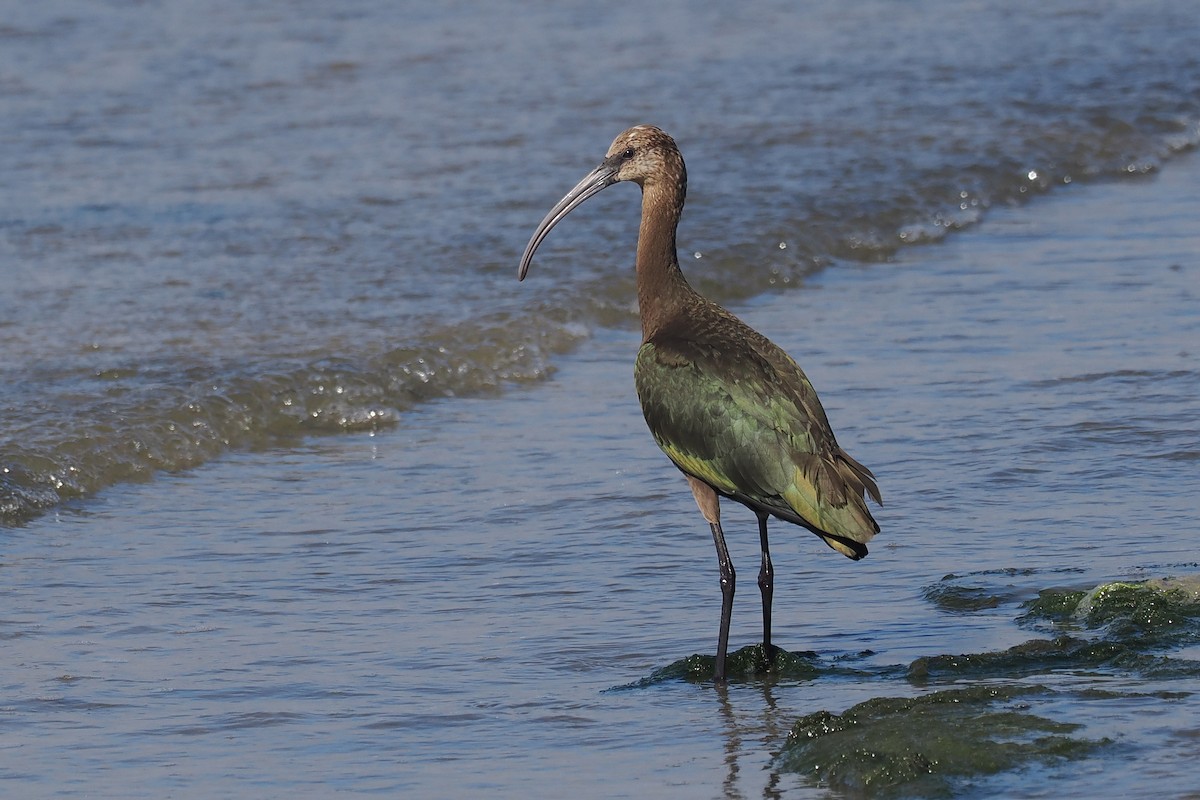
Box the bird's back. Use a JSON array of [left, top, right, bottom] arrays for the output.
[[635, 297, 880, 558]]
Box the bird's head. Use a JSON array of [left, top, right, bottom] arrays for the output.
[[602, 125, 683, 188], [518, 125, 685, 281]]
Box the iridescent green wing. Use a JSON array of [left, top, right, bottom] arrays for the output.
[[634, 329, 878, 553]]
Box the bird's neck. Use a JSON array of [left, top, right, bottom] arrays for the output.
[[636, 180, 696, 342]]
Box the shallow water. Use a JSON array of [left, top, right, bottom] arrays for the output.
[[6, 150, 1199, 797], [4, 1, 1200, 797]]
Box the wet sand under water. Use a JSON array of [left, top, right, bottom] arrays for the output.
[[3, 157, 1199, 797]]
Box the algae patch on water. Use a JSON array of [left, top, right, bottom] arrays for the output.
[[922, 569, 1039, 613], [615, 644, 837, 689], [1021, 575, 1200, 647], [776, 685, 1108, 797], [905, 635, 1196, 682], [910, 576, 1200, 683], [923, 581, 1006, 612]]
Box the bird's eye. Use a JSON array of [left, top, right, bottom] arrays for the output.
[[621, 147, 635, 160]]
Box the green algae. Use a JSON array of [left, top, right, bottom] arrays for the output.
[[770, 575, 1198, 794], [907, 635, 1200, 683], [923, 582, 1007, 612], [909, 575, 1200, 684], [776, 685, 1109, 797], [614, 643, 837, 689], [1021, 576, 1200, 647], [1019, 588, 1088, 621], [922, 569, 1042, 613], [656, 643, 823, 683]]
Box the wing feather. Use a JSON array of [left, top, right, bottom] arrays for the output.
[[634, 308, 880, 556]]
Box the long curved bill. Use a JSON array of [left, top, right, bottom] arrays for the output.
[[518, 162, 618, 281]]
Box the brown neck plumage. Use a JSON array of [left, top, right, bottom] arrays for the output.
[[635, 157, 694, 343]]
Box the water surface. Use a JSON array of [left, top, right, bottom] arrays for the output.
[[2, 1, 1200, 797], [3, 0, 1198, 521]]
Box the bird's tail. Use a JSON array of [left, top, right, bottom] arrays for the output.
[[784, 450, 881, 559], [837, 449, 882, 506], [817, 531, 869, 560]]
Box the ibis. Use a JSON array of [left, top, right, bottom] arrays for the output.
[[518, 125, 881, 681]]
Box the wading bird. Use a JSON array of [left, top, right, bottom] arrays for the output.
[[518, 126, 881, 682]]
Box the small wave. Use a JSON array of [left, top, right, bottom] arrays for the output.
[[0, 308, 589, 526], [828, 115, 1200, 263]]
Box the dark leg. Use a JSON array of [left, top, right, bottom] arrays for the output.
[[709, 520, 736, 682], [756, 512, 774, 654]]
